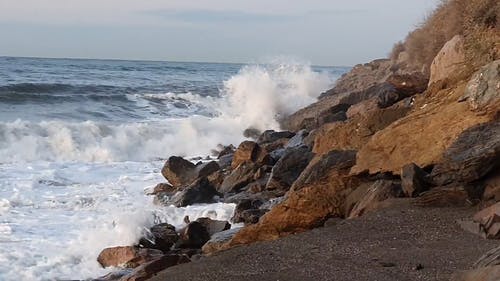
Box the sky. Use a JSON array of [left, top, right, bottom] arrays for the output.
[[0, 0, 439, 66]]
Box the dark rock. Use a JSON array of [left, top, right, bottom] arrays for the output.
[[243, 127, 261, 140], [413, 264, 424, 271], [472, 202, 500, 239], [119, 254, 190, 281], [195, 217, 231, 236], [379, 262, 396, 267], [139, 223, 179, 252], [266, 146, 314, 192], [431, 120, 500, 186], [474, 245, 500, 268], [147, 183, 176, 196], [219, 163, 258, 193], [401, 163, 430, 197], [235, 209, 268, 224], [217, 154, 233, 170], [460, 60, 499, 110], [257, 130, 295, 144], [232, 199, 264, 223], [169, 177, 220, 207], [414, 186, 470, 207], [285, 130, 310, 149], [217, 144, 235, 158], [348, 180, 404, 218], [178, 221, 211, 249], [202, 228, 242, 255], [97, 246, 163, 268], [92, 270, 132, 281], [259, 196, 286, 210]]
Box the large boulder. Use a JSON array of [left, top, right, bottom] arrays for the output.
[[431, 120, 500, 186], [348, 180, 404, 218], [169, 177, 220, 207], [219, 163, 258, 193], [257, 130, 295, 144], [161, 157, 219, 188], [231, 141, 271, 169], [231, 199, 264, 224], [119, 254, 190, 281], [97, 246, 163, 268], [401, 163, 431, 197], [351, 81, 497, 175], [201, 228, 242, 255], [460, 60, 500, 111], [228, 150, 361, 245], [139, 223, 179, 252], [472, 202, 500, 239], [178, 221, 211, 249], [428, 35, 467, 86], [265, 146, 314, 192], [194, 217, 231, 237]]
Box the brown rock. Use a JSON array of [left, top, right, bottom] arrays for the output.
[[348, 180, 404, 218], [161, 157, 219, 188], [119, 254, 190, 281], [231, 141, 271, 169], [429, 35, 467, 86], [413, 186, 469, 207], [342, 182, 372, 217], [450, 266, 500, 281], [346, 98, 379, 119], [473, 202, 500, 239], [228, 150, 361, 245], [351, 82, 496, 175], [219, 163, 258, 193], [474, 245, 500, 268], [97, 246, 163, 268], [401, 163, 430, 197], [147, 183, 176, 196], [431, 120, 500, 186], [483, 171, 500, 202], [265, 146, 314, 192]]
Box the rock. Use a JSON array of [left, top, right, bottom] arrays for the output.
[[139, 223, 179, 252], [257, 130, 295, 144], [401, 163, 430, 197], [231, 199, 264, 223], [429, 35, 467, 86], [284, 130, 310, 149], [243, 127, 261, 140], [147, 183, 176, 196], [431, 120, 500, 186], [472, 202, 500, 239], [483, 171, 500, 202], [217, 154, 233, 170], [217, 145, 235, 158], [460, 60, 499, 110], [235, 209, 268, 224], [93, 270, 131, 281], [178, 221, 211, 249], [202, 228, 242, 255], [169, 177, 219, 207], [228, 150, 361, 245], [351, 81, 497, 176], [194, 217, 231, 236], [342, 182, 372, 216], [474, 245, 500, 268], [219, 163, 258, 193], [97, 246, 163, 268], [346, 98, 379, 119], [231, 141, 271, 169], [119, 254, 190, 281], [413, 186, 469, 207], [348, 180, 404, 218], [265, 146, 314, 192], [161, 157, 219, 188], [451, 266, 500, 281]]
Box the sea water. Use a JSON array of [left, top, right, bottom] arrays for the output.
[[0, 56, 347, 280]]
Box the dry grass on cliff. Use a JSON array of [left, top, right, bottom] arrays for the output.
[[391, 0, 499, 74]]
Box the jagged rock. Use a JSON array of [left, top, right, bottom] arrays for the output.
[[460, 60, 500, 110], [147, 183, 176, 196], [413, 186, 469, 207], [195, 217, 231, 236], [346, 98, 379, 119], [429, 35, 467, 85], [431, 120, 500, 186], [472, 202, 500, 239], [202, 228, 242, 255], [219, 163, 258, 193], [401, 163, 430, 197], [178, 221, 211, 249], [236, 209, 268, 224], [284, 130, 310, 149], [119, 254, 190, 281], [474, 246, 500, 268], [348, 180, 404, 218], [229, 150, 361, 245], [161, 157, 219, 188], [231, 141, 271, 169], [217, 145, 235, 158], [257, 130, 295, 144], [351, 80, 497, 176], [342, 182, 372, 217], [139, 223, 178, 252], [232, 199, 265, 224], [217, 154, 233, 170], [97, 246, 163, 268], [265, 146, 314, 192], [169, 177, 219, 207]]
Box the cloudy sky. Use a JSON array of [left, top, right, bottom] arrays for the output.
[[0, 0, 438, 66]]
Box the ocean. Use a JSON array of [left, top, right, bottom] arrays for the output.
[[0, 56, 348, 280]]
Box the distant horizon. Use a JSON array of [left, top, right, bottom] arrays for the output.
[[0, 0, 439, 66]]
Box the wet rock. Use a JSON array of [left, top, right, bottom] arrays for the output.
[[243, 127, 262, 140], [139, 223, 179, 252], [266, 146, 314, 192], [257, 130, 295, 144], [92, 270, 132, 281], [413, 186, 469, 207], [194, 217, 231, 236], [202, 228, 242, 255], [431, 120, 500, 186], [217, 144, 235, 158], [460, 60, 499, 110], [401, 163, 430, 197], [472, 202, 500, 239], [285, 130, 310, 149], [429, 35, 467, 85], [231, 141, 271, 169], [229, 150, 362, 245], [97, 246, 163, 268], [217, 154, 233, 170], [170, 177, 220, 207], [219, 163, 258, 193], [231, 199, 264, 223], [161, 157, 219, 188], [348, 180, 404, 218], [147, 183, 176, 196], [235, 209, 268, 224], [119, 254, 190, 281], [178, 221, 211, 249]]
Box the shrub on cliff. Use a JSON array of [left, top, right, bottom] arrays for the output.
[[391, 0, 499, 75]]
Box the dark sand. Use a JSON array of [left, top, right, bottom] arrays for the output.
[[151, 202, 499, 281]]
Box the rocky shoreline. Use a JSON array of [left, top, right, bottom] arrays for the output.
[[90, 1, 499, 280]]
